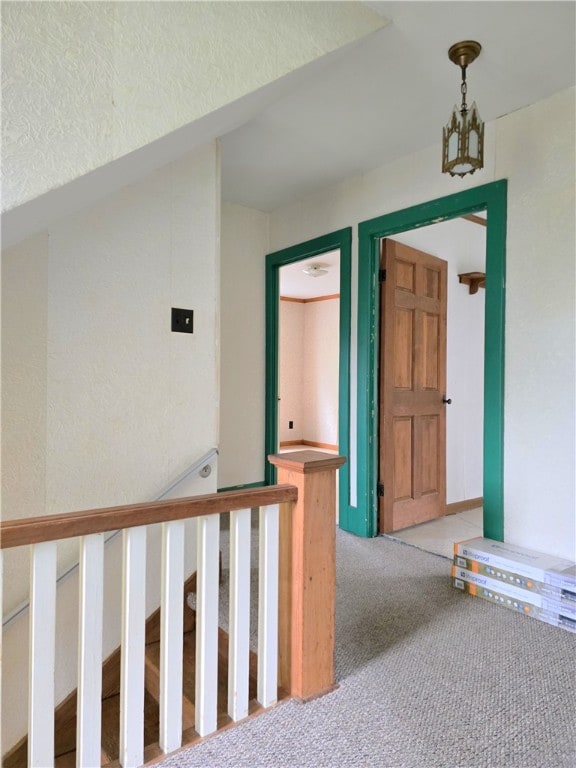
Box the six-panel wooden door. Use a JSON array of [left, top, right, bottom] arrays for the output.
[[378, 239, 448, 533]]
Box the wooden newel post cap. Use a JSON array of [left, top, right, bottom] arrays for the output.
[[268, 451, 346, 474]]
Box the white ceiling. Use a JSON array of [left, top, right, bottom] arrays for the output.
[[2, 2, 573, 250], [221, 1, 576, 212], [280, 249, 341, 299]]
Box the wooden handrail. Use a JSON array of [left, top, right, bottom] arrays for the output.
[[0, 485, 298, 549]]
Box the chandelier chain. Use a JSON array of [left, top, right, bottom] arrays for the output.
[[460, 67, 468, 113]]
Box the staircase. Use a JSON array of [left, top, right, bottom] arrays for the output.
[[3, 568, 288, 768], [1, 451, 344, 768]]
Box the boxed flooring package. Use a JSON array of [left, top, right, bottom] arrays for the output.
[[453, 537, 576, 592], [453, 554, 576, 606], [452, 565, 576, 617], [452, 570, 576, 634]]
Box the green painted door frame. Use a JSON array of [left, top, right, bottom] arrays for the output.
[[355, 180, 507, 540], [265, 228, 353, 526]]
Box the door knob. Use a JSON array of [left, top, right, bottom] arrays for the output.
[[442, 396, 452, 404]]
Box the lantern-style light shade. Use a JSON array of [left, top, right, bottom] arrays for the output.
[[443, 101, 484, 177], [442, 41, 484, 178]]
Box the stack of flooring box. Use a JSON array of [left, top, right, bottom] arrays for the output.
[[452, 537, 576, 633]]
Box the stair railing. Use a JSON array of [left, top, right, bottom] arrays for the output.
[[2, 447, 219, 630], [1, 451, 344, 768]]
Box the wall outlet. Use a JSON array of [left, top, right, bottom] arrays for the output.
[[289, 421, 294, 429]]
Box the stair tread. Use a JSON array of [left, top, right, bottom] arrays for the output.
[[2, 568, 280, 768], [54, 750, 77, 767]]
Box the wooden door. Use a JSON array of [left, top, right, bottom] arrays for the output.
[[378, 239, 448, 533]]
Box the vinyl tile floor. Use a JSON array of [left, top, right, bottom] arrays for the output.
[[385, 507, 484, 560]]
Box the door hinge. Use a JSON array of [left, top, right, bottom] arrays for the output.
[[379, 269, 387, 283], [377, 482, 384, 497]]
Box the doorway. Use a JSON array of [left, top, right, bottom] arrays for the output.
[[278, 252, 340, 454], [377, 215, 487, 554], [264, 228, 352, 523], [354, 181, 506, 541]]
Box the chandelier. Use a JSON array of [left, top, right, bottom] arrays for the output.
[[442, 41, 484, 177]]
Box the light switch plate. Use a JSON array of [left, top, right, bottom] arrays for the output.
[[171, 307, 194, 333]]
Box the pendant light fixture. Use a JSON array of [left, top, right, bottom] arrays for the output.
[[442, 41, 484, 177]]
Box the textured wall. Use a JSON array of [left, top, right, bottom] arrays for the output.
[[279, 300, 305, 443], [1, 0, 385, 211], [219, 202, 269, 488], [1, 235, 49, 623], [1, 141, 220, 750], [446, 254, 485, 503], [277, 298, 339, 447], [267, 87, 575, 559], [302, 298, 339, 445], [44, 145, 219, 518], [1, 142, 220, 616], [1, 234, 48, 525], [496, 88, 575, 558]]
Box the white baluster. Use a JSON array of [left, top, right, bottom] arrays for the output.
[[119, 526, 147, 768], [228, 508, 251, 721], [258, 504, 279, 707], [0, 550, 2, 760], [29, 541, 57, 768], [159, 520, 185, 753], [195, 514, 220, 737], [77, 533, 104, 768]]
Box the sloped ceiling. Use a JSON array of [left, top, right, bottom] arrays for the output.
[[221, 1, 576, 211], [2, 1, 574, 247], [1, 1, 387, 237]]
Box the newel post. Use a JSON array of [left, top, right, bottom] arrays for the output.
[[268, 450, 346, 701]]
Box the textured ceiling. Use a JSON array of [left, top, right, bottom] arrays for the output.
[[1, 0, 385, 213], [221, 1, 576, 211], [2, 1, 574, 248]]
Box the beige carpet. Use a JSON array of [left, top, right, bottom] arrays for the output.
[[162, 529, 576, 768]]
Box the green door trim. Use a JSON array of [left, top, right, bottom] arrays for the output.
[[355, 180, 507, 540], [265, 228, 352, 525]]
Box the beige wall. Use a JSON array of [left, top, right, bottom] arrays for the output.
[[269, 87, 575, 559], [1, 143, 220, 750], [1, 233, 49, 536], [222, 87, 575, 560], [302, 298, 339, 445], [495, 88, 575, 558], [219, 202, 268, 488], [278, 296, 339, 446], [279, 300, 305, 443], [2, 141, 220, 613]]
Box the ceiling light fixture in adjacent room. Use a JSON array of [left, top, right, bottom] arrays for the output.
[[302, 263, 329, 278], [442, 40, 484, 177]]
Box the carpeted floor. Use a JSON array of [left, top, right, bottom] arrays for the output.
[[163, 529, 576, 768]]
